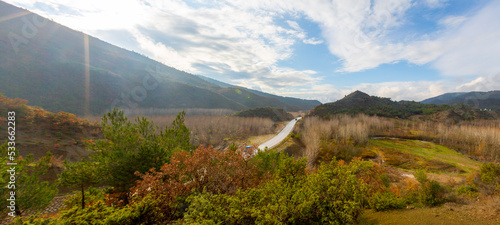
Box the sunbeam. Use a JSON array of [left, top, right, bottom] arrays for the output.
[[84, 33, 90, 116]]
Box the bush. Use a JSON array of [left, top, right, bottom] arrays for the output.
[[62, 187, 106, 209], [131, 146, 267, 223], [415, 170, 445, 206], [184, 159, 384, 224], [370, 192, 406, 211], [456, 184, 478, 197], [15, 196, 162, 225], [477, 163, 500, 195]]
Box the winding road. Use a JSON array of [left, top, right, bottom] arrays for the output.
[[257, 117, 302, 151]]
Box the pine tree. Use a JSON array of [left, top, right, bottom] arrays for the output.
[[88, 108, 192, 202], [59, 159, 101, 209]]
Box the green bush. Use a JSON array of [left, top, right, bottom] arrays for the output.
[[62, 187, 106, 209], [415, 170, 444, 206], [370, 192, 406, 211], [477, 163, 500, 195], [15, 196, 162, 225], [184, 159, 380, 224], [480, 163, 500, 184], [456, 184, 478, 197]]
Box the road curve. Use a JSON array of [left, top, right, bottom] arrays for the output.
[[258, 117, 302, 152]]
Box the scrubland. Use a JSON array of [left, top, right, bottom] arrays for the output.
[[299, 114, 500, 164], [4, 101, 500, 224], [291, 114, 500, 224]]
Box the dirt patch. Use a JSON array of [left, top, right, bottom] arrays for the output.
[[426, 173, 466, 185], [247, 134, 275, 146]]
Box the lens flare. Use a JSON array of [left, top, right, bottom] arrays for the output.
[[84, 34, 90, 116]]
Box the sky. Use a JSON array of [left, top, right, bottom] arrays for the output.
[[5, 0, 500, 103]]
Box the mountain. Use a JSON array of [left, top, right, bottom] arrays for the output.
[[422, 91, 500, 110], [0, 1, 320, 116], [309, 91, 452, 119]]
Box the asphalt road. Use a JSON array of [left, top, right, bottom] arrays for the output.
[[258, 117, 302, 151]]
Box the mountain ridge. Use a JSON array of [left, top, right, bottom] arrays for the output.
[[422, 91, 500, 110]]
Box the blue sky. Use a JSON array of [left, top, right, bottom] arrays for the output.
[[5, 0, 500, 102]]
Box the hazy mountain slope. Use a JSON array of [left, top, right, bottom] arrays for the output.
[[218, 88, 305, 111], [0, 1, 318, 115], [422, 91, 500, 110], [197, 75, 321, 110]]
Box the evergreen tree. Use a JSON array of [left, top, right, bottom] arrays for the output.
[[88, 108, 192, 202], [59, 159, 101, 209]]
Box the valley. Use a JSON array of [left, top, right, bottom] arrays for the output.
[[1, 0, 500, 224]]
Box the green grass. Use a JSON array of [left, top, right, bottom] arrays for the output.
[[368, 139, 481, 174]]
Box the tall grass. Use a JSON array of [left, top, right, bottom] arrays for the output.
[[85, 114, 274, 147], [122, 108, 235, 116], [371, 118, 500, 162], [301, 114, 394, 165], [434, 123, 500, 161], [144, 115, 275, 147], [301, 114, 500, 163]]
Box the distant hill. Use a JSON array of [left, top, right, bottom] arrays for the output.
[[309, 91, 452, 119], [0, 1, 320, 115], [233, 107, 294, 122], [422, 91, 500, 110]]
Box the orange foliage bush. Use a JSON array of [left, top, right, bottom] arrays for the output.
[[130, 146, 266, 221]]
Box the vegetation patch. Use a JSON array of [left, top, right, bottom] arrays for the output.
[[309, 91, 452, 119]]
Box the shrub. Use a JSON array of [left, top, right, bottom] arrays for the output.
[[474, 163, 500, 195], [15, 196, 162, 225], [184, 159, 383, 224], [370, 192, 406, 211], [131, 146, 266, 223], [415, 170, 445, 206], [456, 184, 479, 197], [480, 163, 500, 185], [62, 187, 106, 209]]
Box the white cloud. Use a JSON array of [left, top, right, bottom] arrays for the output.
[[351, 81, 447, 101], [423, 0, 449, 9], [279, 76, 498, 103], [226, 0, 421, 72], [225, 0, 500, 79], [303, 38, 323, 45], [5, 0, 151, 31], [286, 20, 301, 31], [432, 0, 500, 77], [438, 15, 467, 28], [456, 74, 500, 92]]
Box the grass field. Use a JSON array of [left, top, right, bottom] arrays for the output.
[[366, 139, 482, 175]]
